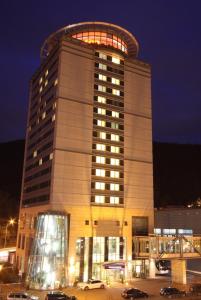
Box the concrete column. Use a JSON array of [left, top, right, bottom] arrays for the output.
[[149, 258, 156, 278], [171, 259, 187, 284]]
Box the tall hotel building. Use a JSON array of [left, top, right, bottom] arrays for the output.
[[17, 22, 153, 289]]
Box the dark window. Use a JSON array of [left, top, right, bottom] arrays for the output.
[[132, 217, 148, 236]]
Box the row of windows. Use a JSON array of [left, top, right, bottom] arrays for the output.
[[27, 128, 54, 151], [95, 73, 124, 86], [27, 140, 53, 161], [38, 78, 58, 95], [32, 50, 58, 90], [92, 195, 123, 204], [93, 131, 123, 142], [93, 156, 123, 166], [95, 51, 124, 65], [29, 113, 55, 142], [94, 95, 123, 108], [92, 168, 123, 178], [95, 62, 124, 76], [92, 181, 123, 191], [24, 180, 50, 193], [39, 67, 57, 87], [22, 194, 49, 207], [25, 152, 53, 172], [94, 107, 123, 119], [29, 96, 56, 129], [95, 84, 124, 97], [93, 143, 123, 154], [30, 98, 56, 121], [24, 166, 52, 183], [93, 119, 123, 130]]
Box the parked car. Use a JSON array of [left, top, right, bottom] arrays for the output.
[[121, 288, 148, 299], [189, 283, 201, 295], [7, 292, 39, 300], [45, 291, 77, 300], [77, 279, 105, 290], [160, 287, 186, 297]]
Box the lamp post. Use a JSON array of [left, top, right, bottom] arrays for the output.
[[4, 218, 15, 248]]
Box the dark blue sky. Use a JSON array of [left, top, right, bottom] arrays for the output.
[[1, 0, 201, 143]]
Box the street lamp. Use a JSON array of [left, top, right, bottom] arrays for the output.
[[4, 218, 15, 248]]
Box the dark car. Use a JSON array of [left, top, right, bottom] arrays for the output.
[[189, 283, 201, 295], [121, 288, 148, 299], [160, 287, 186, 298], [45, 291, 77, 300]]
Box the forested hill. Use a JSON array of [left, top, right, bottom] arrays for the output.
[[0, 140, 201, 218], [0, 140, 24, 218]]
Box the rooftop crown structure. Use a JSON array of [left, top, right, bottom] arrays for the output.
[[16, 21, 153, 289]]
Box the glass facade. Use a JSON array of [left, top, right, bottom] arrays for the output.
[[75, 237, 126, 281], [27, 212, 68, 289], [72, 31, 128, 53]]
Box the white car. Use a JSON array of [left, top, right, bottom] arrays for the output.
[[77, 279, 105, 290], [7, 292, 39, 300]]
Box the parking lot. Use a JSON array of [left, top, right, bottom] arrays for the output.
[[1, 276, 201, 300]]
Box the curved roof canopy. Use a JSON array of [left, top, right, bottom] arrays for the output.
[[41, 22, 139, 59]]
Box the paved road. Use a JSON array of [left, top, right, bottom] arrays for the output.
[[1, 277, 201, 300]]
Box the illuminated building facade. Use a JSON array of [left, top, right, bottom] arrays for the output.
[[16, 22, 153, 289]]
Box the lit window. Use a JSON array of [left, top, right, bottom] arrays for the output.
[[99, 52, 107, 60], [110, 170, 119, 178], [111, 122, 119, 129], [39, 86, 43, 93], [110, 183, 119, 191], [45, 70, 48, 77], [53, 102, 57, 109], [98, 63, 107, 70], [39, 158, 43, 166], [95, 169, 105, 177], [97, 120, 106, 127], [154, 228, 161, 235], [98, 85, 106, 92], [96, 144, 106, 151], [97, 108, 106, 115], [97, 96, 106, 103], [96, 156, 105, 164], [33, 150, 37, 158], [98, 74, 107, 81], [54, 78, 58, 86], [44, 80, 48, 87], [111, 158, 120, 166], [49, 153, 53, 160], [111, 134, 120, 141], [111, 146, 120, 153], [42, 112, 46, 120], [39, 77, 43, 84], [52, 114, 56, 122], [112, 56, 120, 64], [112, 77, 120, 85], [95, 182, 105, 190], [95, 195, 105, 203], [99, 132, 106, 139], [112, 111, 120, 118], [112, 89, 120, 96], [110, 196, 119, 204]]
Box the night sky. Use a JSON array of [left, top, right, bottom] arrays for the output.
[[1, 0, 201, 144]]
